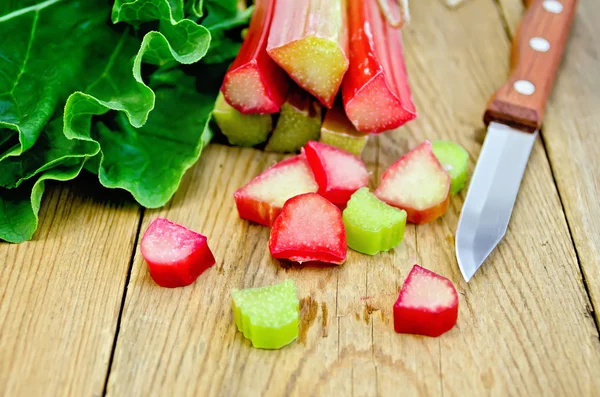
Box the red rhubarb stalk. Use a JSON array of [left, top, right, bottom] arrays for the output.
[[342, 0, 417, 133], [220, 0, 288, 114], [267, 0, 348, 108]]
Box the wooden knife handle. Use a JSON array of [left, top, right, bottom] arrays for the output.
[[484, 0, 577, 132]]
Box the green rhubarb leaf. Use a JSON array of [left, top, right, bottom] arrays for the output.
[[0, 0, 109, 160], [112, 0, 211, 66], [0, 0, 247, 242], [0, 118, 98, 189], [202, 0, 240, 27], [343, 188, 407, 255], [232, 280, 300, 350], [185, 0, 203, 18], [0, 162, 85, 243], [202, 4, 252, 64], [91, 71, 215, 207]]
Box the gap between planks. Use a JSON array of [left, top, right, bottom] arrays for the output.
[[490, 0, 600, 338], [101, 207, 146, 397]]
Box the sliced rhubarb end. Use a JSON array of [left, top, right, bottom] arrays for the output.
[[212, 92, 272, 146], [374, 141, 450, 224], [320, 107, 369, 155], [345, 73, 417, 134], [393, 265, 459, 337], [268, 36, 348, 108], [342, 188, 407, 255], [265, 89, 322, 153], [234, 155, 319, 226], [232, 279, 300, 349], [221, 64, 282, 114], [269, 193, 347, 265], [399, 195, 450, 225], [302, 141, 369, 205], [233, 190, 282, 227], [140, 218, 216, 288]]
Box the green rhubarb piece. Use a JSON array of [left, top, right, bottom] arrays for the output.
[[265, 90, 321, 153], [432, 140, 469, 195], [212, 92, 272, 147], [231, 279, 300, 349], [320, 107, 369, 156], [342, 188, 407, 255]]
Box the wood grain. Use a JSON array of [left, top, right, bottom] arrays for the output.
[[498, 0, 600, 329], [0, 178, 141, 396], [103, 0, 600, 396]]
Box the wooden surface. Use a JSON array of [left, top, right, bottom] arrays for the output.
[[1, 0, 599, 396]]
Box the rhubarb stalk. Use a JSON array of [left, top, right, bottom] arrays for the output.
[[220, 0, 288, 114], [320, 106, 369, 156], [342, 0, 417, 133], [212, 92, 272, 147], [267, 0, 348, 108], [265, 87, 322, 153]]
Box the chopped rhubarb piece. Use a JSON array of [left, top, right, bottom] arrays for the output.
[[265, 88, 322, 153], [269, 193, 346, 265], [212, 92, 271, 146], [320, 106, 369, 156], [302, 141, 369, 205], [220, 0, 288, 114], [234, 155, 318, 226], [267, 0, 348, 108], [140, 218, 216, 288], [342, 0, 416, 133], [375, 141, 450, 224], [432, 140, 469, 195], [342, 188, 407, 255], [232, 279, 300, 349], [394, 265, 459, 337]]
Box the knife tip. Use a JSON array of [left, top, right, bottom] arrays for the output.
[[456, 235, 479, 283]]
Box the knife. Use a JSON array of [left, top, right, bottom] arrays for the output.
[[456, 0, 577, 281]]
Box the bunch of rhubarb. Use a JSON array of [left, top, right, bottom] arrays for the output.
[[214, 0, 417, 152]]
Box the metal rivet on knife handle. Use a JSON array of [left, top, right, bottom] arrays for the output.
[[529, 37, 551, 52], [483, 0, 578, 132]]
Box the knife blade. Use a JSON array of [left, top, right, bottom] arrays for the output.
[[456, 0, 577, 281]]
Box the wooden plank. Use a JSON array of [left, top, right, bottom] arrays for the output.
[[0, 178, 141, 396], [105, 1, 600, 396], [498, 0, 600, 329], [380, 0, 600, 394]]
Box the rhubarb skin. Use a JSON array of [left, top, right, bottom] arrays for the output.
[[375, 141, 450, 224], [221, 0, 289, 114], [267, 0, 348, 108], [232, 280, 300, 349], [265, 88, 322, 153], [342, 0, 417, 133], [234, 155, 319, 226], [269, 193, 347, 265], [394, 265, 458, 337], [302, 141, 369, 206], [320, 107, 369, 156], [213, 92, 272, 146], [141, 218, 216, 288]]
